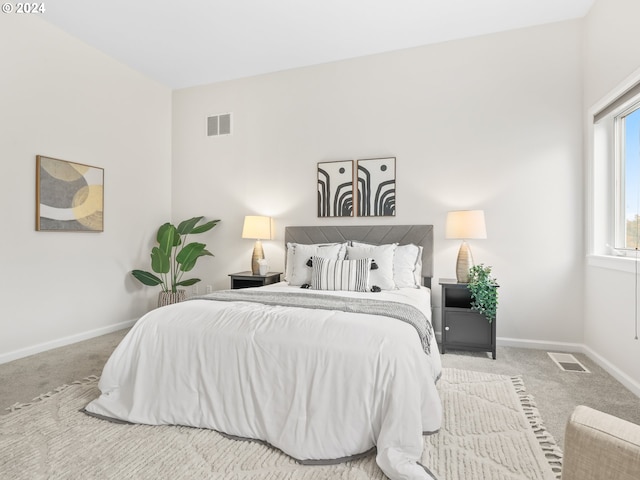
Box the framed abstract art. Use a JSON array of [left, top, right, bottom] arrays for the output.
[[317, 160, 354, 217], [356, 157, 396, 217], [36, 155, 104, 232]]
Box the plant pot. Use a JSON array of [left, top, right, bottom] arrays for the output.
[[157, 290, 187, 307]]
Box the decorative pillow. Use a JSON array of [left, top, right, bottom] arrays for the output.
[[351, 241, 423, 288], [287, 243, 347, 286], [285, 242, 344, 281], [393, 244, 423, 288], [346, 243, 397, 290], [310, 256, 372, 292]]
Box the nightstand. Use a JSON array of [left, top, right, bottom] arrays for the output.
[[439, 278, 497, 359], [229, 271, 282, 289]]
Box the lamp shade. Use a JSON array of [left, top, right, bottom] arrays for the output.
[[242, 215, 272, 240], [445, 210, 487, 239]]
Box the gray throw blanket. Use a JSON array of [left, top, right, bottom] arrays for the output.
[[194, 289, 433, 354]]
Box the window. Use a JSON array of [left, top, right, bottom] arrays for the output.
[[590, 79, 640, 262], [615, 104, 640, 250]]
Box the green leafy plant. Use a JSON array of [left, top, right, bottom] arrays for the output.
[[467, 264, 498, 323], [132, 216, 220, 293]]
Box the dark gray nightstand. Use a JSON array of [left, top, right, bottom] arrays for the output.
[[439, 278, 497, 359], [229, 271, 282, 289]]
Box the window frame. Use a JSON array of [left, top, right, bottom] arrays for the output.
[[588, 67, 640, 270]]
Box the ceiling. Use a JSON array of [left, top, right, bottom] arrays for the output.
[[41, 0, 595, 90]]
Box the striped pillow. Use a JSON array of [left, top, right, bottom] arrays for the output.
[[310, 256, 372, 292]]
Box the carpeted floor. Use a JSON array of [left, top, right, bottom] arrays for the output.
[[0, 368, 559, 480]]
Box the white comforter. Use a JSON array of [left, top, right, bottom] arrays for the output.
[[85, 283, 442, 480]]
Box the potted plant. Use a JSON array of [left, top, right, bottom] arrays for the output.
[[467, 264, 498, 323], [132, 216, 220, 307]]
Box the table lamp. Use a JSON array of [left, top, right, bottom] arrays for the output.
[[242, 215, 273, 275], [445, 210, 487, 283]]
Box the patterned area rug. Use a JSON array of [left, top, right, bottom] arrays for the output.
[[1, 369, 561, 480]]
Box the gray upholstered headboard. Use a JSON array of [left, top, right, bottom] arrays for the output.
[[284, 225, 434, 288]]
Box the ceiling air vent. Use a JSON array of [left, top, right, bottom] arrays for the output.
[[207, 113, 232, 137]]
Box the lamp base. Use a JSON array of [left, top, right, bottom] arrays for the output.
[[455, 240, 474, 283], [251, 240, 265, 275]]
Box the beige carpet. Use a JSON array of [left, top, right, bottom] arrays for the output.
[[1, 369, 561, 480]]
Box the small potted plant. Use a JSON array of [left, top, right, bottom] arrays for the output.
[[467, 264, 498, 323], [132, 216, 220, 307]]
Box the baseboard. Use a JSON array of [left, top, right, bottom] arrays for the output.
[[497, 336, 585, 352], [580, 345, 640, 398], [0, 319, 137, 365], [433, 333, 584, 352]]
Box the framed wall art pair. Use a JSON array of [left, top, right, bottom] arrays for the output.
[[317, 157, 395, 218]]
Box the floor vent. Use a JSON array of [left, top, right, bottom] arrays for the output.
[[547, 352, 590, 373]]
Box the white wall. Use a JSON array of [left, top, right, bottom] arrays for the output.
[[172, 21, 584, 343], [0, 15, 172, 361], [583, 0, 640, 391]]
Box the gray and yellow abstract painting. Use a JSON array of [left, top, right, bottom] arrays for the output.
[[36, 156, 104, 232]]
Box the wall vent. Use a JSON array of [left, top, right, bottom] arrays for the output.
[[547, 352, 590, 373], [207, 113, 232, 137]]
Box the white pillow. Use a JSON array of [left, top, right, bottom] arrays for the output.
[[285, 242, 342, 281], [346, 243, 397, 290], [351, 241, 423, 288], [287, 243, 346, 286], [393, 244, 423, 288], [413, 248, 423, 286], [311, 256, 371, 292]]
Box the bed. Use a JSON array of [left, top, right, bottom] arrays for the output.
[[85, 225, 442, 480]]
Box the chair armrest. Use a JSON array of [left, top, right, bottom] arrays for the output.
[[563, 405, 640, 480]]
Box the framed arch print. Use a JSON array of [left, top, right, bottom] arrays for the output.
[[317, 160, 354, 217], [356, 157, 396, 217], [36, 155, 104, 232]]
